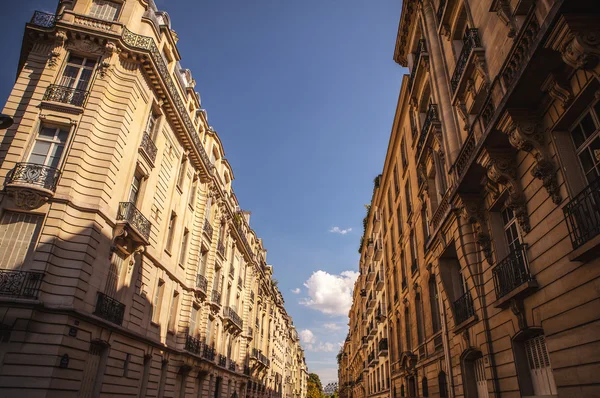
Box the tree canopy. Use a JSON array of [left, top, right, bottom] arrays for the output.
[[307, 373, 323, 398]]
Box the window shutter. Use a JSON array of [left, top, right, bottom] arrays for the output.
[[0, 212, 42, 270], [525, 335, 558, 395]]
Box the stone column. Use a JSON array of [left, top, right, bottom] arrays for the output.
[[420, 0, 462, 167]]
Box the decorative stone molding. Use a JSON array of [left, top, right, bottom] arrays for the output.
[[541, 73, 573, 108], [546, 15, 600, 70], [498, 109, 562, 205], [509, 298, 527, 330], [10, 189, 48, 210], [479, 148, 531, 233], [99, 41, 119, 78], [457, 193, 493, 264], [490, 0, 516, 38]]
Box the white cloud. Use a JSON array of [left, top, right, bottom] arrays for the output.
[[300, 270, 359, 316], [299, 329, 316, 344], [291, 288, 301, 294], [307, 342, 336, 352], [329, 226, 352, 235], [323, 323, 341, 331]]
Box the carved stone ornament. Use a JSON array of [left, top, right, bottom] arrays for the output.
[[459, 194, 493, 264], [509, 298, 527, 330], [541, 73, 573, 108], [501, 110, 562, 205], [546, 15, 600, 70], [67, 38, 104, 55], [490, 0, 516, 38], [47, 31, 68, 69], [99, 41, 119, 78], [482, 149, 531, 233], [10, 189, 48, 210]]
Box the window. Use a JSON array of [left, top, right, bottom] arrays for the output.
[[0, 211, 43, 270], [401, 138, 408, 168], [190, 305, 199, 337], [524, 335, 557, 396], [28, 126, 69, 168], [167, 290, 179, 332], [387, 189, 393, 219], [188, 177, 198, 209], [128, 171, 143, 205], [165, 212, 177, 252], [152, 280, 165, 323], [146, 111, 160, 141], [60, 55, 95, 91], [404, 307, 412, 351], [396, 205, 403, 238], [410, 231, 418, 275], [422, 202, 430, 241], [416, 293, 425, 345], [199, 248, 208, 275], [104, 251, 125, 298], [393, 165, 400, 195], [405, 181, 412, 215], [206, 317, 213, 346], [88, 0, 121, 21], [502, 207, 521, 252], [179, 228, 189, 266], [438, 371, 448, 398], [139, 355, 152, 398], [570, 96, 600, 184], [429, 277, 441, 333], [177, 157, 187, 190]]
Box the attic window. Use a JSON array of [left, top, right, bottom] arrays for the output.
[[89, 0, 121, 21]]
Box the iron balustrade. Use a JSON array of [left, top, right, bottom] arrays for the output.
[[563, 178, 600, 249], [7, 163, 61, 192], [30, 11, 56, 28], [94, 292, 125, 325], [195, 274, 208, 293], [217, 239, 225, 257], [117, 202, 151, 241], [378, 338, 388, 354], [203, 219, 213, 240], [450, 29, 482, 93], [408, 39, 427, 92], [211, 290, 221, 306], [437, 0, 447, 24], [43, 84, 89, 107], [0, 270, 44, 299], [224, 306, 243, 330], [228, 360, 237, 372], [492, 244, 533, 299], [416, 104, 440, 157], [453, 291, 475, 325], [185, 334, 204, 355], [203, 345, 216, 361], [218, 354, 227, 367], [233, 213, 254, 260], [121, 28, 214, 176], [139, 132, 158, 164]]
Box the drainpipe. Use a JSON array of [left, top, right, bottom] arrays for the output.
[[455, 214, 501, 398]]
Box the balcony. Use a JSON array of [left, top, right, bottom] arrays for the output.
[[217, 239, 226, 258], [416, 104, 441, 161], [116, 202, 151, 245], [375, 272, 384, 291], [374, 238, 383, 261], [366, 267, 375, 282], [252, 348, 270, 368], [450, 29, 487, 115], [203, 219, 213, 241], [43, 84, 88, 108], [211, 290, 221, 308], [367, 238, 374, 257], [195, 274, 208, 295], [378, 338, 388, 357], [202, 345, 216, 361], [218, 354, 227, 367], [228, 359, 237, 372], [185, 334, 204, 356], [5, 163, 61, 210], [30, 11, 56, 28], [139, 132, 158, 165], [408, 39, 428, 94], [223, 306, 243, 332], [411, 258, 418, 275], [563, 178, 600, 260], [0, 270, 44, 299], [94, 292, 125, 326], [453, 291, 475, 327], [493, 244, 537, 307]]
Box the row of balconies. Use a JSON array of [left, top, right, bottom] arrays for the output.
[[184, 335, 241, 372]]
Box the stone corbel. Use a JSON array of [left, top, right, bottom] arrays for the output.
[[481, 148, 531, 233], [499, 110, 562, 205], [99, 41, 119, 78], [456, 99, 471, 131], [490, 0, 516, 38], [546, 15, 600, 70], [509, 298, 527, 330], [541, 73, 573, 108], [458, 193, 493, 265], [48, 30, 68, 69]]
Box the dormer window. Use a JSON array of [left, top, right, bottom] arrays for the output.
[[89, 0, 121, 21]]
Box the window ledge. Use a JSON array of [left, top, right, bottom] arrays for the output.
[[494, 279, 538, 309], [453, 314, 478, 334], [568, 233, 600, 262], [40, 100, 84, 115]]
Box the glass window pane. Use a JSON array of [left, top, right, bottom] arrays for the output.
[[60, 66, 80, 88], [571, 125, 586, 149], [85, 59, 96, 68], [29, 141, 51, 160], [67, 55, 84, 65], [579, 150, 595, 175], [57, 129, 69, 143], [580, 112, 596, 137], [39, 127, 56, 139], [48, 145, 64, 168], [76, 69, 94, 91], [28, 154, 47, 165]]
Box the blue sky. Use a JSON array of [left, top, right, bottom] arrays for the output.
[[0, 0, 406, 384]]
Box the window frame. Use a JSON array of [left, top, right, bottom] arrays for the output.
[[26, 124, 71, 169], [88, 0, 123, 22]]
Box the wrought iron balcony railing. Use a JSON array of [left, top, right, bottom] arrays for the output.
[[453, 291, 475, 325], [217, 239, 225, 257], [450, 29, 482, 93], [378, 338, 388, 355], [6, 163, 61, 192], [0, 270, 44, 299], [117, 202, 151, 242], [94, 292, 125, 325], [30, 11, 56, 28], [492, 244, 533, 299], [563, 178, 600, 250], [43, 84, 89, 107], [416, 104, 440, 156], [218, 354, 227, 367], [408, 39, 427, 92], [203, 219, 213, 240], [228, 360, 237, 372], [139, 132, 158, 164], [211, 290, 221, 306], [184, 334, 204, 355], [224, 306, 243, 330], [195, 274, 208, 294], [202, 345, 216, 361]]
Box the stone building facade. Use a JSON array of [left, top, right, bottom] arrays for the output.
[[340, 1, 600, 398], [0, 0, 307, 397]]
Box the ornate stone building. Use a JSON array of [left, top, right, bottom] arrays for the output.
[[0, 0, 307, 397], [340, 1, 600, 397]]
